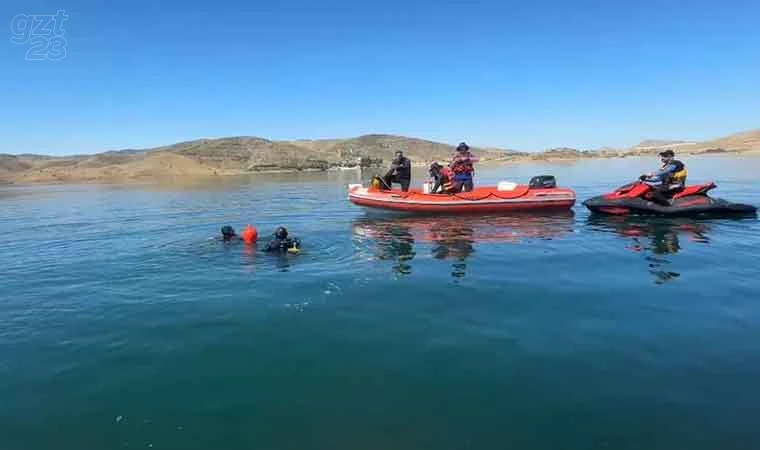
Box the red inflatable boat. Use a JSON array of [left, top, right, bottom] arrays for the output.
[[348, 176, 576, 214]]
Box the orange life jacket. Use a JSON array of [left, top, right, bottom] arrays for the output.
[[440, 167, 457, 193], [451, 152, 475, 175]]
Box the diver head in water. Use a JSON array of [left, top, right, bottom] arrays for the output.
[[221, 225, 237, 241]]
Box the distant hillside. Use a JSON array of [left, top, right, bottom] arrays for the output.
[[288, 134, 520, 165], [0, 154, 35, 173], [617, 130, 760, 157], [634, 139, 691, 149], [694, 129, 760, 153], [0, 134, 518, 184], [531, 147, 596, 160], [1, 129, 758, 184]]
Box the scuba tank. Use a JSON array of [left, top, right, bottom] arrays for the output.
[[370, 175, 390, 190]]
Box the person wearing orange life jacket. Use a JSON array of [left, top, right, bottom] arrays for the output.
[[429, 162, 457, 194], [449, 142, 478, 192], [640, 149, 688, 206]]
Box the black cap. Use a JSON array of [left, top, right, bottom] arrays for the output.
[[658, 149, 675, 157], [221, 225, 235, 237], [456, 142, 470, 152], [274, 226, 288, 240]]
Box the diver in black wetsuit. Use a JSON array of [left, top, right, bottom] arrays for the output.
[[220, 225, 240, 242], [264, 227, 301, 253]]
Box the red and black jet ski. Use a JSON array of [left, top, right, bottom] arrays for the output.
[[583, 181, 757, 216]]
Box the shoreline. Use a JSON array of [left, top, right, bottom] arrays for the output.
[[3, 130, 758, 185], [2, 152, 759, 186]]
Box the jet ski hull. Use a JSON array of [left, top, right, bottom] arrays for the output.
[[584, 195, 757, 217]]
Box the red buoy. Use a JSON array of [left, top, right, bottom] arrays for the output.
[[241, 224, 258, 244]]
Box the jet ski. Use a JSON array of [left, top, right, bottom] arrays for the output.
[[583, 181, 757, 217]]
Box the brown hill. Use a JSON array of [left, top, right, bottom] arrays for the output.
[[9, 152, 219, 184], [531, 147, 596, 160], [288, 134, 521, 165], [156, 137, 334, 171], [0, 134, 518, 183], [633, 139, 690, 149], [692, 129, 760, 153], [621, 130, 760, 156], [0, 155, 34, 173], [1, 129, 758, 184]]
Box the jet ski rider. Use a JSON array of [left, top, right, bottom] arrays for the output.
[[640, 149, 688, 206]]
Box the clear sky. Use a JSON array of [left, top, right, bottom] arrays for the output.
[[2, 0, 759, 155]]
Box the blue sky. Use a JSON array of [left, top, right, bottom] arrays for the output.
[[2, 0, 759, 155]]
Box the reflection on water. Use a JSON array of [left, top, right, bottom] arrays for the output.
[[2, 158, 760, 450], [352, 212, 575, 278], [588, 216, 713, 284], [430, 223, 475, 278], [354, 222, 417, 275]]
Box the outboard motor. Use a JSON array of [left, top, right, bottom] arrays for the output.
[[529, 175, 557, 189]]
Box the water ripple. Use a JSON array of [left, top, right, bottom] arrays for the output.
[[2, 159, 760, 450]]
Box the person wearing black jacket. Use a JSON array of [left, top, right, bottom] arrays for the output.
[[383, 150, 411, 192]]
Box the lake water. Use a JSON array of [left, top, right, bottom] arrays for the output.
[[1, 156, 759, 450]]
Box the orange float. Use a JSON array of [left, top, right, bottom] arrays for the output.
[[241, 224, 258, 244]]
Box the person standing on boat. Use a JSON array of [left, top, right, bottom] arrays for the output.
[[383, 150, 411, 192], [449, 142, 478, 192]]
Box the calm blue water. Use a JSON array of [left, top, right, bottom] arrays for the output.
[[1, 157, 759, 450]]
